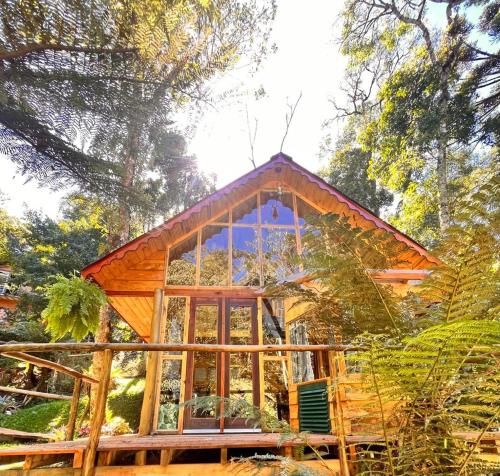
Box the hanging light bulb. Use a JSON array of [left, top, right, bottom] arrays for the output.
[[271, 184, 283, 221], [272, 203, 279, 221]]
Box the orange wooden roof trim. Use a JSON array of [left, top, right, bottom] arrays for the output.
[[82, 153, 439, 280]]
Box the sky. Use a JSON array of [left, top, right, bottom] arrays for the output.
[[0, 1, 345, 220], [0, 1, 492, 220]]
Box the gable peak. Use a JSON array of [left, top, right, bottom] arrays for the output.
[[269, 152, 293, 162]]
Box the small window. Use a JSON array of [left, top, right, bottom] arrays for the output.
[[262, 298, 286, 346], [167, 233, 197, 286], [264, 360, 289, 424], [164, 297, 186, 353], [157, 359, 182, 430]]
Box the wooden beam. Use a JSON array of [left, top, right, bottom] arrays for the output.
[[65, 378, 82, 441], [1, 352, 97, 384], [0, 386, 71, 401], [82, 349, 113, 476], [0, 342, 366, 353], [136, 288, 164, 465]]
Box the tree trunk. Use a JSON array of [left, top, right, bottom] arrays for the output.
[[436, 68, 452, 231], [90, 304, 112, 420]]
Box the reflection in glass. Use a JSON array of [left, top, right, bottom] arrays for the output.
[[192, 305, 218, 418], [296, 196, 320, 227], [158, 359, 181, 430], [261, 191, 294, 225], [167, 233, 197, 286], [264, 360, 289, 423], [228, 306, 253, 416], [232, 227, 260, 286], [233, 195, 258, 225], [262, 228, 299, 285], [262, 298, 286, 346], [290, 322, 315, 383], [164, 298, 186, 355], [200, 225, 229, 286]]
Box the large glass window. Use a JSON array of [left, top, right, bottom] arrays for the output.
[[165, 190, 322, 287]]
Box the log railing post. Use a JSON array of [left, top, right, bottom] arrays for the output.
[[136, 288, 164, 465], [82, 349, 113, 476], [65, 377, 82, 441], [328, 350, 350, 476]]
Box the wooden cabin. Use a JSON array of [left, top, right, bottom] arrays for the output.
[[0, 153, 441, 475]]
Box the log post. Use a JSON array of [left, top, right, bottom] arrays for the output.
[[328, 351, 350, 476], [136, 288, 164, 465], [65, 378, 82, 441], [82, 349, 113, 476]]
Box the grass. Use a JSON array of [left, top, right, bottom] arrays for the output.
[[0, 400, 70, 434], [0, 377, 145, 436]]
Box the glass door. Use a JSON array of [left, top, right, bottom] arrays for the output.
[[224, 299, 259, 430], [184, 299, 222, 430], [183, 297, 259, 431]]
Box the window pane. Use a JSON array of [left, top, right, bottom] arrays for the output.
[[228, 306, 254, 415], [232, 227, 260, 286], [158, 359, 181, 430], [200, 225, 229, 286], [164, 297, 186, 355], [261, 191, 294, 225], [296, 196, 320, 227], [290, 322, 314, 384], [264, 360, 289, 424], [233, 195, 258, 225], [167, 233, 197, 286], [262, 228, 299, 285], [262, 298, 286, 346], [192, 305, 218, 418]]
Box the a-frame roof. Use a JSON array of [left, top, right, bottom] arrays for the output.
[[82, 152, 439, 292]]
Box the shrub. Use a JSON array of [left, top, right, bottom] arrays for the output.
[[108, 390, 143, 432]]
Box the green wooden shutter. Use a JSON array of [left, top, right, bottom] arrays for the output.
[[298, 380, 330, 434]]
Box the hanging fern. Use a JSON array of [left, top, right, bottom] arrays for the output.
[[41, 274, 107, 341]]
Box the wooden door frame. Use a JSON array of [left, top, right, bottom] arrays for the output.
[[183, 297, 223, 430], [223, 298, 260, 430], [183, 296, 260, 432]]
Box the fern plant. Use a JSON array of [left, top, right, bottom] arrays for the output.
[[341, 178, 500, 475], [269, 212, 414, 340], [41, 274, 107, 341]]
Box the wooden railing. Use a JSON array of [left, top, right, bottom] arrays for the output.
[[0, 351, 95, 443]]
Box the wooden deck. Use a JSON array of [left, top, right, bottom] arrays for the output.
[[0, 433, 342, 475]]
